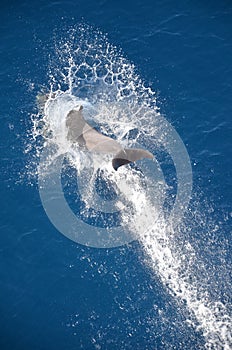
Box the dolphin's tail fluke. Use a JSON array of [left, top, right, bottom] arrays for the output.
[[112, 148, 153, 171]]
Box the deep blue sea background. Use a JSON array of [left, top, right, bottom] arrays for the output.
[[0, 1, 231, 349]]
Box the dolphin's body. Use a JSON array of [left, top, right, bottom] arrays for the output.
[[66, 105, 153, 171]]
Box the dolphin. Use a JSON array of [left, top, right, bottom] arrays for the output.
[[66, 105, 153, 171]]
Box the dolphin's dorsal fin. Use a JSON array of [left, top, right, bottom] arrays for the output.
[[112, 148, 153, 171]]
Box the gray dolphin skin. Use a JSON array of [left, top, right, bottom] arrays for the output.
[[66, 105, 153, 170]]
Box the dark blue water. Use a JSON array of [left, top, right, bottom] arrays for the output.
[[1, 1, 231, 349]]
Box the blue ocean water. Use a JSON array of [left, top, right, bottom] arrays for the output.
[[0, 1, 231, 349]]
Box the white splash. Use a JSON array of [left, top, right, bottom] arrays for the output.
[[30, 24, 231, 349]]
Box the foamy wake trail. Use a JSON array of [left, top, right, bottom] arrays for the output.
[[102, 165, 232, 348], [137, 216, 232, 349]]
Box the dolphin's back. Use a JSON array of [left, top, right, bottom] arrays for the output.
[[66, 107, 122, 154], [66, 106, 153, 170]]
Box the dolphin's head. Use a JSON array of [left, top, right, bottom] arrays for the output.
[[73, 104, 83, 112]]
